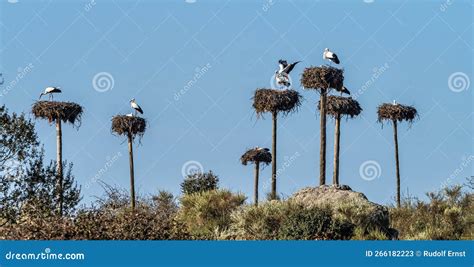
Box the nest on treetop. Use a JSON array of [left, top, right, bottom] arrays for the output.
[[301, 66, 344, 91], [318, 96, 362, 119], [240, 147, 272, 166], [32, 101, 83, 127], [377, 103, 418, 124], [253, 89, 301, 117], [111, 115, 147, 139]]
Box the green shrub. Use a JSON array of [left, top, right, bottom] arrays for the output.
[[223, 201, 354, 240], [390, 184, 473, 240], [177, 189, 246, 239], [181, 171, 219, 194]]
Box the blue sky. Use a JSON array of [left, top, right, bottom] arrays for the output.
[[0, 0, 472, 205]]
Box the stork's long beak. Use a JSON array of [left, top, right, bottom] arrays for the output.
[[39, 93, 43, 100]]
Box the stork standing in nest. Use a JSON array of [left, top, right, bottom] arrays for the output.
[[130, 98, 144, 116], [39, 86, 62, 101], [323, 48, 340, 65]]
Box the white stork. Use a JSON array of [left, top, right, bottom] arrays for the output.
[[39, 86, 61, 100], [275, 59, 300, 88], [392, 100, 398, 105], [130, 98, 144, 115], [323, 48, 340, 65]]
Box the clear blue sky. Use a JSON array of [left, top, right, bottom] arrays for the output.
[[0, 0, 472, 205]]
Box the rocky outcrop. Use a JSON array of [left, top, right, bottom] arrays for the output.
[[291, 185, 398, 240]]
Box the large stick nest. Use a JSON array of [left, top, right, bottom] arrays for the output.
[[318, 96, 362, 118], [32, 101, 83, 127], [377, 103, 418, 123], [240, 147, 272, 166], [111, 115, 147, 139], [301, 66, 344, 91], [253, 89, 302, 116]]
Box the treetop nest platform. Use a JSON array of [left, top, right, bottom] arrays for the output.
[[301, 66, 344, 91], [318, 96, 362, 118], [377, 103, 418, 124], [32, 101, 83, 127], [111, 115, 147, 139], [253, 89, 301, 116], [240, 147, 272, 166]]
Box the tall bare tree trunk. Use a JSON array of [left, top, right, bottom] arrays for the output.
[[333, 113, 341, 185], [254, 161, 260, 205], [393, 120, 401, 208], [319, 89, 327, 186], [56, 119, 63, 216], [271, 111, 277, 200], [128, 132, 136, 209]]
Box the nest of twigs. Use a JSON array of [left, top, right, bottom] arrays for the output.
[[240, 148, 272, 166], [32, 101, 83, 126], [111, 115, 147, 139], [301, 66, 344, 91], [318, 96, 362, 118], [253, 89, 301, 116], [377, 103, 418, 123]]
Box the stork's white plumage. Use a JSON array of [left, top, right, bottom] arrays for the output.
[[323, 48, 340, 64], [393, 100, 398, 105], [126, 113, 134, 117], [39, 86, 61, 100], [130, 98, 144, 115], [275, 59, 300, 88]]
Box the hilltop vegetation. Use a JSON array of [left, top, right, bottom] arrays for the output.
[[0, 105, 472, 240]]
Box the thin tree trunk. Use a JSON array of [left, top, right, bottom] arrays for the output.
[[393, 120, 401, 208], [333, 113, 341, 185], [128, 132, 136, 210], [254, 161, 260, 206], [319, 88, 327, 186], [56, 119, 63, 216], [271, 111, 277, 200]]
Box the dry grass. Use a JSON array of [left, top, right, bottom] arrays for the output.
[[240, 148, 272, 166], [377, 103, 418, 124], [32, 101, 83, 126], [253, 89, 301, 116], [111, 115, 146, 139], [318, 96, 362, 118], [301, 66, 344, 91]]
